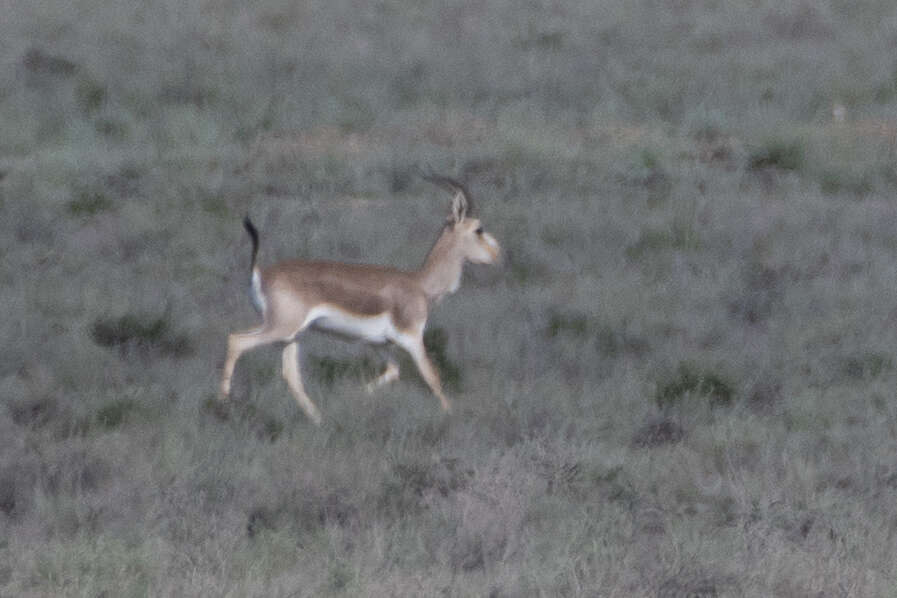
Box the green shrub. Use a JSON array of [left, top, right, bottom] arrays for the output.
[[656, 363, 735, 408], [90, 313, 193, 358], [546, 310, 590, 339], [95, 399, 138, 429], [842, 352, 892, 380], [22, 47, 77, 76], [94, 118, 128, 141], [201, 397, 232, 422], [819, 168, 874, 196], [7, 395, 58, 429], [632, 417, 686, 448], [621, 147, 673, 203], [747, 138, 805, 171], [515, 27, 565, 51], [76, 77, 106, 114], [378, 458, 471, 518], [68, 189, 112, 216], [308, 355, 377, 388], [328, 561, 355, 592], [246, 506, 278, 538], [91, 315, 165, 346], [234, 404, 284, 442]]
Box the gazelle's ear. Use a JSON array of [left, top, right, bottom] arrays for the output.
[[451, 191, 467, 223]]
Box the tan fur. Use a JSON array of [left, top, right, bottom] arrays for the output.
[[219, 179, 501, 425], [265, 261, 427, 332]]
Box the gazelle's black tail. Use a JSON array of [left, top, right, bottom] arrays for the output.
[[243, 216, 259, 274], [243, 216, 265, 315]]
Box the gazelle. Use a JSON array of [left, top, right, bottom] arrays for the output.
[[219, 174, 501, 425]]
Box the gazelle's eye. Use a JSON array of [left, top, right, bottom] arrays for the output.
[[475, 227, 484, 235]]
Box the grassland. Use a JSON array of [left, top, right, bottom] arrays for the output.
[[3, 0, 897, 595]]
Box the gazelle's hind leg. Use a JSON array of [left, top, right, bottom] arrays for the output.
[[282, 341, 322, 426], [394, 332, 451, 413], [365, 359, 399, 394], [220, 326, 282, 398]]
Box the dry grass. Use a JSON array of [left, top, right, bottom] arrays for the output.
[[3, 0, 897, 595]]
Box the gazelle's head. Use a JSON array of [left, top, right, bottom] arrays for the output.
[[423, 173, 501, 265]]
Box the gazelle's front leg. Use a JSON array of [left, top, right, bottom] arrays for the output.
[[365, 360, 400, 394], [282, 341, 322, 426], [395, 333, 451, 413]]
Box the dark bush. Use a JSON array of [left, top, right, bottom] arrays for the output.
[[68, 189, 112, 216], [246, 506, 277, 538], [378, 458, 472, 518], [308, 355, 377, 388], [842, 352, 892, 380], [22, 48, 77, 76], [633, 417, 686, 448], [95, 398, 139, 429], [8, 395, 58, 429], [91, 313, 193, 358], [546, 310, 590, 339], [819, 168, 873, 196], [747, 138, 804, 172], [657, 363, 735, 409]]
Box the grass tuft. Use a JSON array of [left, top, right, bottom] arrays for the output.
[[747, 138, 805, 172], [378, 458, 471, 518], [746, 379, 782, 414], [656, 363, 735, 409], [76, 77, 106, 114], [8, 395, 58, 429], [308, 355, 378, 388], [0, 474, 16, 517], [95, 398, 139, 429], [842, 352, 892, 380], [94, 118, 129, 141], [22, 47, 77, 76], [515, 27, 565, 51], [819, 167, 874, 196], [246, 507, 277, 538], [68, 188, 113, 217], [546, 309, 590, 339], [90, 313, 193, 358], [589, 465, 638, 505], [233, 404, 284, 443], [392, 458, 471, 498], [633, 417, 686, 448], [328, 560, 355, 592]]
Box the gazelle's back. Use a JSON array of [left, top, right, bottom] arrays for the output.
[[263, 260, 426, 327]]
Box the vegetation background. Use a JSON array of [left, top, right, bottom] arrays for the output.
[[3, 0, 897, 595]]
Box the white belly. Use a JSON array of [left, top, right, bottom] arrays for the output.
[[305, 305, 395, 344]]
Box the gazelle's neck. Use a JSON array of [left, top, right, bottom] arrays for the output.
[[417, 227, 465, 302]]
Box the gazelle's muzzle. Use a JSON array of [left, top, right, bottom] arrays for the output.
[[483, 233, 502, 264]]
